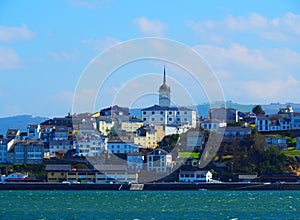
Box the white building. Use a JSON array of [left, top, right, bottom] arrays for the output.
[[141, 105, 197, 128], [27, 125, 40, 139], [200, 119, 227, 131], [107, 141, 140, 154], [127, 152, 144, 170], [179, 170, 213, 183], [94, 165, 138, 183], [76, 135, 107, 157], [256, 115, 270, 132], [147, 149, 173, 173], [49, 140, 74, 157]]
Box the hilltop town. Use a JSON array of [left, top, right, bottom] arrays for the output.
[[0, 68, 300, 184]]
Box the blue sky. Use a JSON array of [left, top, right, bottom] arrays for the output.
[[0, 0, 300, 117]]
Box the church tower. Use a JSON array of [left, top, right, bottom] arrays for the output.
[[159, 66, 171, 107]]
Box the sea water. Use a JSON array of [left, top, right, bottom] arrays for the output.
[[0, 190, 299, 219]]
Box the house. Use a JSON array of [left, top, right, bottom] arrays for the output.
[[266, 137, 288, 150], [256, 115, 270, 131], [94, 165, 138, 183], [238, 174, 257, 182], [120, 116, 144, 133], [52, 126, 69, 140], [179, 170, 213, 182], [134, 125, 158, 148], [100, 105, 129, 117], [107, 140, 141, 154], [209, 108, 239, 123], [27, 124, 40, 139], [187, 131, 204, 150], [46, 164, 72, 182], [7, 140, 44, 164], [49, 140, 74, 157], [200, 119, 227, 131], [217, 126, 252, 140], [147, 149, 173, 173], [296, 137, 300, 150], [141, 105, 197, 128], [0, 138, 14, 163], [127, 152, 144, 170], [6, 129, 21, 139], [76, 134, 107, 157], [97, 116, 115, 136]]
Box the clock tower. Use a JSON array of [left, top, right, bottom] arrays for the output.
[[159, 66, 171, 107]]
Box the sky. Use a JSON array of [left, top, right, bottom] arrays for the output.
[[0, 0, 300, 117]]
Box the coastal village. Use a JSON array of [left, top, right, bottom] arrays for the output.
[[1, 68, 300, 184]]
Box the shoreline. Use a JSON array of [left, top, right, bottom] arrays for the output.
[[1, 182, 300, 191]]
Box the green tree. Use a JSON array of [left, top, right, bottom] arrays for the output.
[[252, 105, 265, 115]]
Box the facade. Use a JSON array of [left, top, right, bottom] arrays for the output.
[[52, 126, 70, 140], [141, 105, 197, 128], [200, 119, 227, 131], [209, 108, 238, 123], [187, 131, 204, 150], [179, 170, 213, 182], [0, 138, 14, 163], [266, 137, 288, 150], [256, 115, 270, 132], [217, 126, 252, 138], [134, 125, 158, 149], [97, 116, 115, 136], [127, 152, 144, 171], [46, 164, 71, 182], [6, 129, 21, 139], [94, 165, 138, 183], [27, 125, 40, 139], [120, 117, 144, 133], [8, 140, 44, 164], [76, 134, 107, 157], [146, 149, 173, 173], [49, 140, 74, 157], [107, 141, 140, 154]]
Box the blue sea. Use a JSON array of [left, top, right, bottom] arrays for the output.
[[0, 190, 299, 219]]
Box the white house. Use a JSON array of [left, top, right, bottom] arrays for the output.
[[49, 140, 74, 157], [127, 152, 144, 170], [141, 105, 197, 128], [256, 115, 270, 131], [94, 165, 138, 183], [76, 134, 107, 157], [27, 125, 40, 139], [147, 149, 173, 173], [107, 141, 140, 154], [200, 119, 227, 131], [179, 170, 213, 182]]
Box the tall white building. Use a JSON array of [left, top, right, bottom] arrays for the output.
[[141, 67, 196, 128]]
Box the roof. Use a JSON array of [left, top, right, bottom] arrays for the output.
[[222, 126, 251, 133], [127, 152, 143, 156], [0, 138, 13, 145], [148, 149, 168, 156], [141, 105, 193, 112], [179, 170, 211, 175], [94, 165, 128, 172], [49, 140, 73, 145], [256, 115, 269, 120], [45, 164, 71, 171]]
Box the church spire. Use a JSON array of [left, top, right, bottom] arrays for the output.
[[163, 65, 166, 85]]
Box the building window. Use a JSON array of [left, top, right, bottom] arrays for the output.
[[169, 111, 172, 115], [152, 118, 155, 121], [143, 111, 146, 115], [160, 111, 163, 115], [152, 111, 155, 115], [184, 111, 187, 115], [160, 118, 163, 121], [143, 118, 146, 121], [169, 118, 172, 121]]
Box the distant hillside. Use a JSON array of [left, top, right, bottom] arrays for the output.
[[0, 115, 49, 135], [130, 102, 300, 118]]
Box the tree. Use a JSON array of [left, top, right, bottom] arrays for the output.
[[252, 105, 265, 115]]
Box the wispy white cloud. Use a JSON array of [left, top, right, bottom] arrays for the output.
[[81, 37, 121, 52], [187, 12, 300, 43], [0, 46, 23, 70], [0, 24, 35, 42], [134, 17, 167, 37], [193, 43, 300, 103], [48, 49, 80, 61]]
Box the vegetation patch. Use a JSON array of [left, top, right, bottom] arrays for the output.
[[178, 152, 200, 159]]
